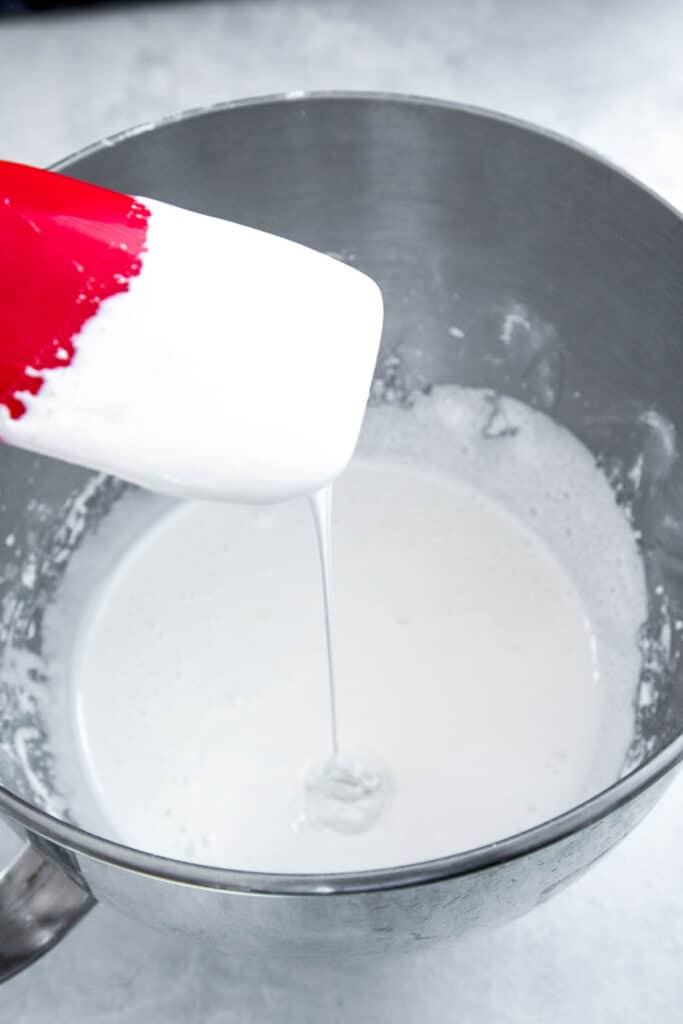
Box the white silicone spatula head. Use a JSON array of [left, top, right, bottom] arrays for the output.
[[0, 160, 383, 502]]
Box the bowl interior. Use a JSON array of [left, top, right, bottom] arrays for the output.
[[2, 94, 683, 867]]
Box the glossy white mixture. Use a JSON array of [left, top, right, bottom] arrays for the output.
[[0, 198, 383, 503], [63, 388, 646, 872]]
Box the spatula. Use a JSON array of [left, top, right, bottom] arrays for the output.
[[0, 160, 383, 502]]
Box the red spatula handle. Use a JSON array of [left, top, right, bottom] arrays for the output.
[[0, 160, 150, 418]]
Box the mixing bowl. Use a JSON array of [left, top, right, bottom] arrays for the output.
[[1, 94, 683, 995]]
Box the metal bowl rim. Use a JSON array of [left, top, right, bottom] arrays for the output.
[[1, 90, 680, 896]]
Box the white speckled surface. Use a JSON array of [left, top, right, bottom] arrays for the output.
[[2, 0, 683, 1019]]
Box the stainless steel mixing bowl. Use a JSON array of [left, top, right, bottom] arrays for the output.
[[2, 94, 683, 996]]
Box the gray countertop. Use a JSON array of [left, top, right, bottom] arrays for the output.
[[2, 1, 683, 1019]]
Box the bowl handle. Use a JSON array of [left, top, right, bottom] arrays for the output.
[[0, 841, 95, 982]]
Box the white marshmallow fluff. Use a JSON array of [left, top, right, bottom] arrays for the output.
[[48, 387, 646, 874]]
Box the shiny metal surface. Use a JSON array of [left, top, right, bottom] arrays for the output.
[[2, 94, 683, 988], [0, 838, 94, 982]]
